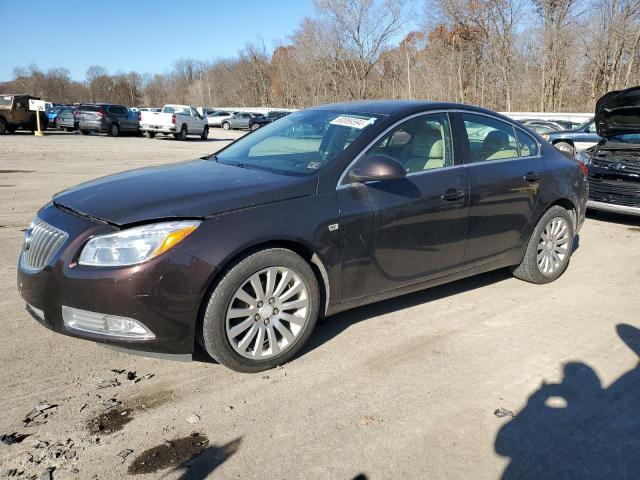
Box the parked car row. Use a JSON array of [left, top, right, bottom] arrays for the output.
[[207, 109, 290, 131]]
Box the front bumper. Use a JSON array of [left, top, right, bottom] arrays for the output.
[[17, 204, 216, 355], [587, 200, 640, 216]]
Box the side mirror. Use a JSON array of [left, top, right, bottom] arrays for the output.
[[349, 154, 407, 183]]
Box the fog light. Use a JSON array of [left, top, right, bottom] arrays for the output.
[[61, 306, 155, 340]]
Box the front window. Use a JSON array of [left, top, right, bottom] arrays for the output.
[[363, 113, 454, 173], [215, 109, 381, 175]]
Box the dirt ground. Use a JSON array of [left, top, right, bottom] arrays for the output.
[[1, 131, 639, 480]]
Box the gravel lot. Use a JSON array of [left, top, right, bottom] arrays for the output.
[[1, 131, 639, 479]]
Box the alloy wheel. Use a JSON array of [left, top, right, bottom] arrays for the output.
[[537, 216, 570, 276], [226, 267, 309, 359]]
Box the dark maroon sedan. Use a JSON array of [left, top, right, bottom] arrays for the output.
[[17, 101, 588, 372]]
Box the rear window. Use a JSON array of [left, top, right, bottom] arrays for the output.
[[79, 105, 100, 112]]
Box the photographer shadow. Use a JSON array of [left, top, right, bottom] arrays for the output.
[[495, 324, 640, 479]]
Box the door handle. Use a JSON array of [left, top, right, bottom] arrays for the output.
[[441, 189, 465, 201], [523, 172, 541, 182]]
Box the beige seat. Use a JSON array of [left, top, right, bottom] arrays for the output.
[[402, 128, 446, 173], [482, 130, 519, 160]]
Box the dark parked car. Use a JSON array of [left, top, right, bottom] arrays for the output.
[[17, 101, 587, 372], [541, 117, 601, 154], [78, 103, 140, 137], [576, 86, 640, 216], [0, 94, 48, 134], [56, 106, 80, 131]]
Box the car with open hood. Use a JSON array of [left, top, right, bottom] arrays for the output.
[[576, 86, 640, 216], [17, 100, 587, 372]]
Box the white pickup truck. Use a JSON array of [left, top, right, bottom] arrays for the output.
[[139, 104, 209, 140]]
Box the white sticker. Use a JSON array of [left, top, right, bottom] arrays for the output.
[[307, 162, 321, 170], [329, 115, 376, 129]]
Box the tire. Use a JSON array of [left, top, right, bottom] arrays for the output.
[[200, 126, 209, 140], [177, 125, 187, 141], [200, 248, 320, 373], [554, 141, 574, 155], [222, 122, 230, 130], [108, 123, 119, 137], [80, 129, 90, 135], [65, 127, 73, 132], [147, 131, 156, 139], [511, 205, 575, 284], [250, 123, 260, 131], [0, 117, 6, 134]]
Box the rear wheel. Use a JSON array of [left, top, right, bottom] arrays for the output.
[[65, 127, 73, 132], [175, 125, 187, 140], [200, 126, 209, 140], [108, 123, 119, 137], [147, 131, 156, 139], [200, 248, 320, 372], [222, 122, 230, 130], [0, 118, 6, 134], [554, 142, 574, 155], [511, 205, 574, 284], [250, 123, 260, 131], [80, 129, 90, 135]]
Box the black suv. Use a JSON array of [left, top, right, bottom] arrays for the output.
[[78, 104, 140, 137], [577, 86, 640, 216]]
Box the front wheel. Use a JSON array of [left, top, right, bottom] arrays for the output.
[[200, 126, 209, 140], [200, 248, 320, 372], [511, 205, 574, 284], [222, 122, 230, 130], [80, 129, 90, 135], [176, 125, 187, 140], [250, 123, 260, 131], [108, 123, 119, 137], [147, 131, 156, 139], [0, 118, 7, 134]]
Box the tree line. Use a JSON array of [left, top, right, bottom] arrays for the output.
[[2, 0, 639, 113]]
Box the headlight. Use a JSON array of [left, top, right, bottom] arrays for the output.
[[541, 133, 549, 140], [575, 150, 591, 165], [78, 220, 200, 267]]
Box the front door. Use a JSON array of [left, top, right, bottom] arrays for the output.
[[338, 112, 470, 301], [459, 112, 544, 265]]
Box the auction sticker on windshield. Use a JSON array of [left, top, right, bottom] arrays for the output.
[[330, 115, 376, 129]]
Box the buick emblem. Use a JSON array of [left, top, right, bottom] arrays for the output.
[[608, 163, 626, 171]]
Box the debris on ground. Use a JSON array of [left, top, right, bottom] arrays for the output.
[[224, 405, 234, 411], [133, 373, 154, 384], [127, 433, 209, 475], [23, 404, 58, 427], [1, 469, 25, 477], [99, 398, 121, 410], [96, 377, 120, 389], [359, 415, 383, 426], [493, 407, 515, 418], [111, 369, 126, 374], [185, 414, 200, 424], [78, 403, 88, 413], [0, 432, 30, 445], [117, 449, 134, 463], [38, 466, 55, 480]]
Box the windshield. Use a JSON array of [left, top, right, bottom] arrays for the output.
[[0, 96, 12, 108], [215, 110, 381, 175], [577, 118, 594, 131]]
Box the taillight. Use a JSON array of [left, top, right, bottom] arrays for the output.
[[171, 114, 176, 125], [576, 160, 589, 176], [137, 112, 141, 121], [98, 107, 105, 118]]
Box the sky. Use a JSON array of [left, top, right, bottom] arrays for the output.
[[0, 0, 317, 81]]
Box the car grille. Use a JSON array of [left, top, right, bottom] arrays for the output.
[[588, 176, 640, 207], [590, 157, 640, 175], [20, 218, 68, 271]]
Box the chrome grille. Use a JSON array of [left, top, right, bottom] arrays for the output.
[[20, 218, 68, 272]]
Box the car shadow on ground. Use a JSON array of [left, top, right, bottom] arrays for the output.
[[495, 323, 640, 479], [587, 210, 640, 227], [301, 267, 514, 357]]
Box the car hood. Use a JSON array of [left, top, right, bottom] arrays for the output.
[[595, 86, 640, 138], [53, 159, 317, 226]]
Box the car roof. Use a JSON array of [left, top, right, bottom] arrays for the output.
[[310, 99, 497, 117]]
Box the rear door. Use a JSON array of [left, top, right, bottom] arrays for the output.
[[459, 112, 544, 265], [338, 112, 470, 300]]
